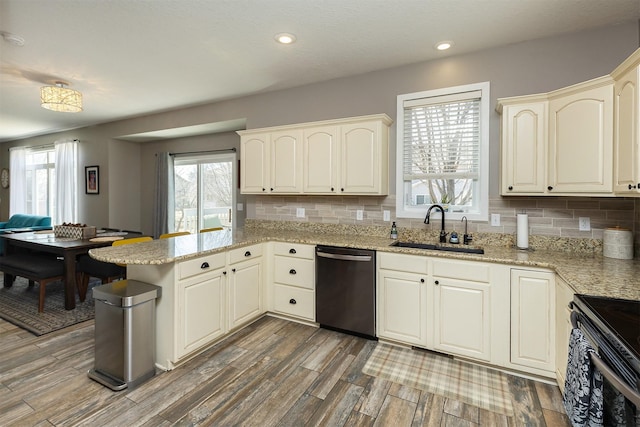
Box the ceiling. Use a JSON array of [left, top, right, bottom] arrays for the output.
[[1, 0, 639, 143]]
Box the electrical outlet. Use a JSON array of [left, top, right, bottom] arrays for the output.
[[579, 217, 591, 231], [236, 203, 244, 212], [296, 207, 305, 218], [356, 210, 364, 221], [383, 210, 391, 221], [491, 213, 501, 226]]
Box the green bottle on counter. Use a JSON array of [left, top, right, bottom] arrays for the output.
[[390, 221, 398, 239]]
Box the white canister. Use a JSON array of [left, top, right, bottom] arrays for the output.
[[603, 227, 634, 260]]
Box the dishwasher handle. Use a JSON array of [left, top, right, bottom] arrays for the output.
[[316, 251, 372, 262]]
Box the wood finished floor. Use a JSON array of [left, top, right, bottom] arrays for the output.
[[0, 315, 571, 426]]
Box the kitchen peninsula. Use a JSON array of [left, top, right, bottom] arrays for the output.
[[89, 223, 639, 381]]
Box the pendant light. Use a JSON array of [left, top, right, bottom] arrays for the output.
[[40, 82, 83, 113]]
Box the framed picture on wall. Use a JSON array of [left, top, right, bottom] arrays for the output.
[[85, 165, 99, 194]]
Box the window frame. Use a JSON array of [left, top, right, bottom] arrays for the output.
[[395, 82, 490, 222]]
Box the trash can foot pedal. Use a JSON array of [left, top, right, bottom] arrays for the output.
[[88, 369, 127, 391]]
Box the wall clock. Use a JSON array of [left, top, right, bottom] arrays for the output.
[[0, 168, 8, 189]]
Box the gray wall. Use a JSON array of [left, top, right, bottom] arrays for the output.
[[0, 21, 638, 235]]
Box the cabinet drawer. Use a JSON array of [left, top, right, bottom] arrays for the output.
[[178, 252, 226, 281], [273, 284, 314, 321], [228, 244, 263, 264], [272, 242, 315, 259], [378, 252, 428, 275], [432, 259, 490, 282], [274, 257, 314, 289]]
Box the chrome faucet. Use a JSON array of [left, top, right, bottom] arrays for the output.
[[424, 204, 447, 243], [461, 216, 473, 245]]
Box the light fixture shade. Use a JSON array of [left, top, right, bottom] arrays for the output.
[[40, 84, 83, 113]]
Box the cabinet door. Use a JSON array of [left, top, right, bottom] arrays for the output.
[[378, 269, 428, 346], [240, 134, 269, 194], [548, 84, 613, 193], [510, 269, 555, 373], [271, 130, 302, 193], [433, 277, 491, 361], [340, 121, 387, 194], [614, 66, 640, 194], [303, 125, 339, 193], [178, 270, 225, 358], [501, 103, 546, 194], [228, 258, 263, 329]]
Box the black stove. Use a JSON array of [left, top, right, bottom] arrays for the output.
[[572, 294, 640, 388]]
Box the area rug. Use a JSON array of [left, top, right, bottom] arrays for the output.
[[362, 343, 514, 416], [0, 275, 100, 336]]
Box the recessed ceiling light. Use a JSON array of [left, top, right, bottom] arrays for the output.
[[435, 41, 453, 51], [275, 33, 296, 44]]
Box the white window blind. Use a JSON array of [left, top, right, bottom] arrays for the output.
[[402, 90, 481, 182]]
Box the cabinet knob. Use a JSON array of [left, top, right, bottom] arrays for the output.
[[508, 186, 513, 191], [629, 184, 637, 190], [289, 269, 297, 275], [245, 251, 251, 257], [289, 298, 297, 305], [547, 186, 553, 191], [232, 268, 236, 273], [289, 248, 296, 254], [420, 278, 425, 283], [270, 188, 274, 191], [200, 262, 209, 269], [262, 188, 266, 192], [341, 188, 344, 192], [331, 187, 335, 192], [223, 271, 227, 275], [434, 280, 439, 285]]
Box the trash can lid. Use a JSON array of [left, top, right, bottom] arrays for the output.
[[93, 280, 161, 307]]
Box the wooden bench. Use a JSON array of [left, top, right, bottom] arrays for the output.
[[0, 254, 64, 312]]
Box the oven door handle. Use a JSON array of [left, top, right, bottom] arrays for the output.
[[570, 312, 640, 407]]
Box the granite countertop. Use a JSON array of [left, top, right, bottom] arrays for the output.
[[89, 228, 640, 300]]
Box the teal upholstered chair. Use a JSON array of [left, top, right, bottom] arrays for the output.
[[0, 214, 52, 254]]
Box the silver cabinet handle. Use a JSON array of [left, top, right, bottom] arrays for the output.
[[316, 252, 371, 262]]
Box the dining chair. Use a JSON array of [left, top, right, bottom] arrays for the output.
[[200, 227, 224, 233], [159, 231, 191, 239], [76, 236, 152, 301]]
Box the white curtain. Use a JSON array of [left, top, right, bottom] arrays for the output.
[[54, 139, 78, 224], [8, 147, 27, 216]]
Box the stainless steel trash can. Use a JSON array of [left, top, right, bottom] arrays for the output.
[[88, 279, 162, 391]]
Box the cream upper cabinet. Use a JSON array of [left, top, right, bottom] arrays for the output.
[[303, 125, 339, 193], [548, 79, 613, 193], [497, 76, 615, 196], [239, 114, 392, 195], [240, 133, 269, 194], [500, 101, 547, 194], [612, 48, 640, 196], [270, 129, 302, 193], [340, 120, 389, 194], [509, 268, 555, 375]]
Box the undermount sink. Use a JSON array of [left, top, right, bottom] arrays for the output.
[[390, 241, 485, 254]]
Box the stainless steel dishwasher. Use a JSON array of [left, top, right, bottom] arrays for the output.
[[315, 245, 376, 339]]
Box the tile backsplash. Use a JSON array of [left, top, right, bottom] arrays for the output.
[[252, 195, 638, 254]]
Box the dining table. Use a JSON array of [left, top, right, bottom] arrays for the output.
[[0, 230, 138, 310]]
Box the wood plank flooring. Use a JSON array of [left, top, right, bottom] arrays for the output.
[[0, 315, 571, 426]]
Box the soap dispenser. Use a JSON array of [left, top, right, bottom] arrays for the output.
[[390, 221, 398, 239]]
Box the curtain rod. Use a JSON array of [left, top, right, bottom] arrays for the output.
[[168, 147, 236, 156], [7, 139, 79, 152]]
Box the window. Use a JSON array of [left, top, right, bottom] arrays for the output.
[[396, 82, 490, 221], [173, 153, 236, 233], [26, 148, 56, 217]]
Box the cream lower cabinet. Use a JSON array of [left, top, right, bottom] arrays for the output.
[[555, 276, 575, 393], [271, 242, 315, 321], [377, 252, 429, 346], [227, 244, 264, 330], [432, 259, 495, 362], [177, 260, 226, 359], [509, 268, 555, 376]]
